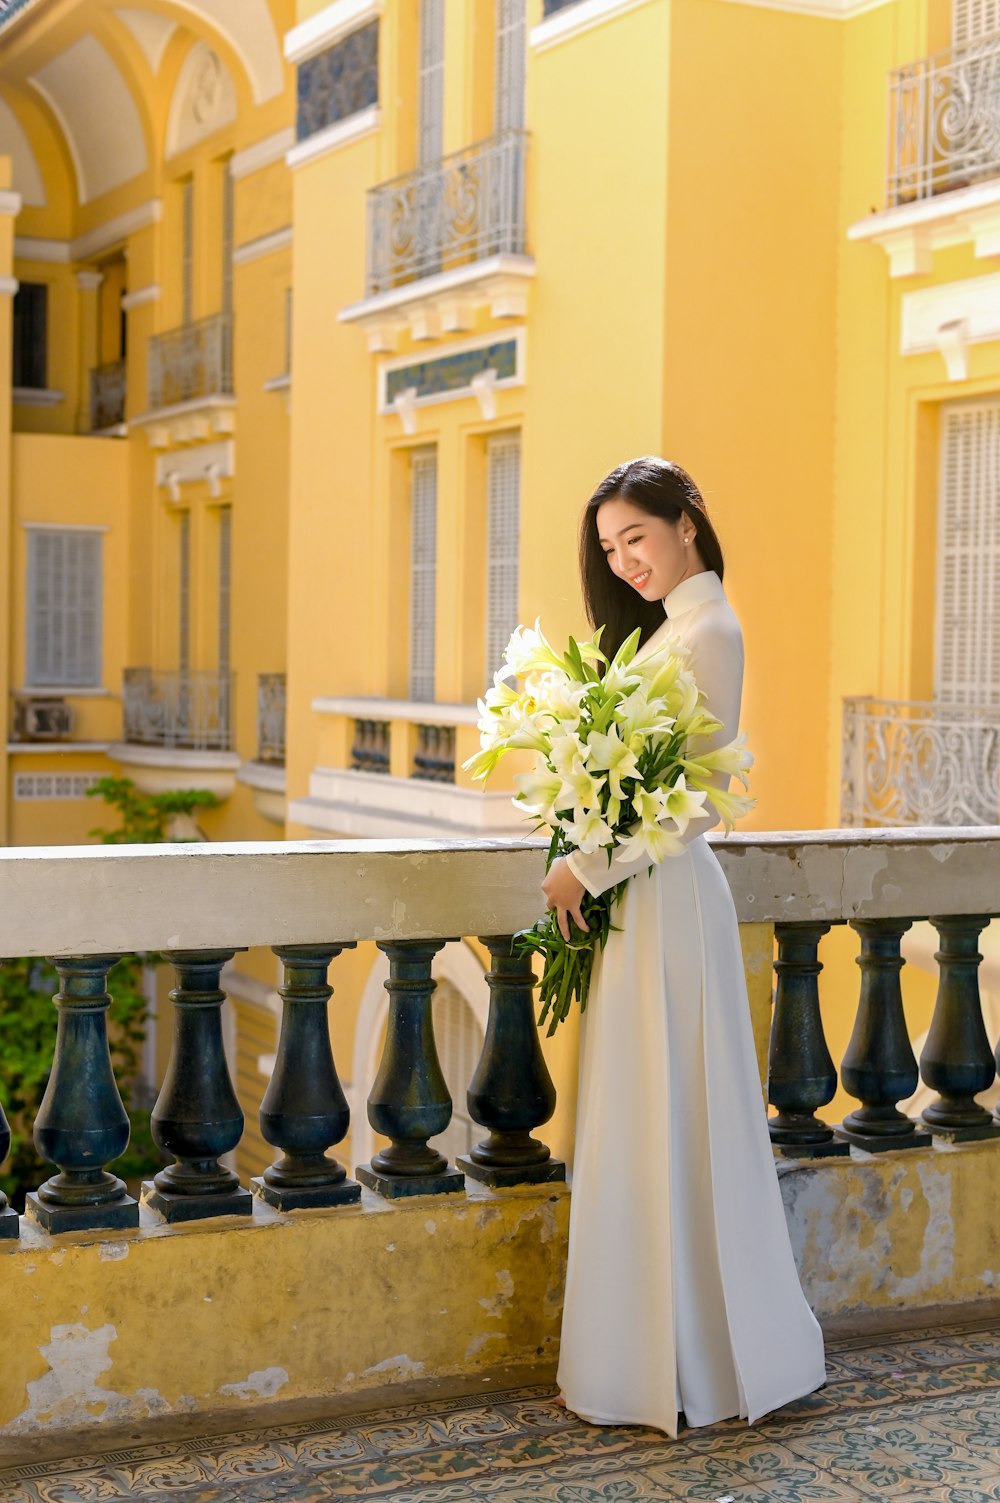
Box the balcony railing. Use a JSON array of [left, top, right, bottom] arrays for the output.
[[123, 667, 235, 752], [257, 672, 286, 765], [842, 696, 1000, 827], [412, 722, 456, 782], [89, 357, 126, 431], [366, 129, 528, 296], [147, 312, 233, 411], [1, 830, 1000, 1439], [888, 29, 1000, 203]]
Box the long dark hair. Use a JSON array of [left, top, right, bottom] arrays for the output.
[[579, 456, 725, 660]]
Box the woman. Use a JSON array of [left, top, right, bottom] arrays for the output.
[[542, 457, 825, 1438]]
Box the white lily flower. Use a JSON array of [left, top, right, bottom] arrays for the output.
[[503, 620, 566, 678], [615, 820, 686, 864], [549, 730, 591, 774], [554, 761, 604, 814], [660, 775, 710, 836], [562, 809, 614, 853], [587, 725, 641, 800], [616, 687, 675, 739], [513, 767, 563, 823]]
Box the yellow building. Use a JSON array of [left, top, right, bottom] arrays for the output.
[[1, 0, 998, 1169]]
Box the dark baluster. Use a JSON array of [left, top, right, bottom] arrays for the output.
[[142, 950, 251, 1222], [457, 936, 565, 1187], [768, 923, 848, 1157], [920, 916, 1000, 1141], [356, 939, 465, 1198], [0, 1092, 19, 1237], [251, 944, 361, 1211], [25, 956, 139, 1233], [840, 920, 930, 1151]]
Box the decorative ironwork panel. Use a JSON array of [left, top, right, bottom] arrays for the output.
[[90, 358, 126, 431], [841, 696, 1000, 826], [123, 667, 235, 752], [257, 673, 286, 765], [888, 29, 1000, 203], [147, 313, 233, 411], [384, 338, 518, 406], [366, 130, 528, 296], [296, 21, 378, 142], [411, 723, 455, 783]]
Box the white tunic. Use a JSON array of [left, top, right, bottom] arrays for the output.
[[559, 568, 825, 1438]]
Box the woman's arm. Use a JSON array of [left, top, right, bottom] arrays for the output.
[[565, 610, 745, 899]]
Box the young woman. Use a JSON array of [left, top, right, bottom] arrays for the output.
[[542, 457, 826, 1438]]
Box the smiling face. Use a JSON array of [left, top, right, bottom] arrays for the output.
[[596, 496, 702, 603]]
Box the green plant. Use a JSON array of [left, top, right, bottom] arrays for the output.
[[86, 775, 219, 843]]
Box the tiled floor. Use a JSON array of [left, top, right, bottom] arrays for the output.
[[3, 1315, 1000, 1502]]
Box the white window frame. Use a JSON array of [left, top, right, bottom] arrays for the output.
[[24, 524, 105, 690]]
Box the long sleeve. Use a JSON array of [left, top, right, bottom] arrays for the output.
[[566, 608, 745, 899]]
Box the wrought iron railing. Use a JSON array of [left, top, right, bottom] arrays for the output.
[[888, 28, 1000, 203], [123, 668, 235, 752], [841, 696, 1000, 826], [366, 130, 528, 296], [90, 358, 126, 431], [147, 313, 233, 410], [257, 673, 286, 765]]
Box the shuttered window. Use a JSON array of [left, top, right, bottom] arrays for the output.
[[935, 399, 1000, 708], [428, 978, 483, 1166], [409, 447, 438, 703], [218, 506, 232, 674], [495, 0, 526, 133], [485, 432, 521, 685], [953, 1, 1000, 42], [181, 177, 194, 325], [179, 510, 191, 674], [13, 282, 47, 390], [26, 529, 103, 687], [418, 0, 445, 165]]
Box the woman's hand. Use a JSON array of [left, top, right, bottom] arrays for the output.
[[541, 857, 589, 943]]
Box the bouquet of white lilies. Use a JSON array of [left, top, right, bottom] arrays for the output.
[[463, 621, 754, 1034]]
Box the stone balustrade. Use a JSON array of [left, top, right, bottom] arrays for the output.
[[1, 827, 999, 1242]]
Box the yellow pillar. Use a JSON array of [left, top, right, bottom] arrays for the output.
[[75, 269, 103, 434], [0, 157, 20, 845]]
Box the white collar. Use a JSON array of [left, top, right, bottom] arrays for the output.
[[662, 568, 725, 619]]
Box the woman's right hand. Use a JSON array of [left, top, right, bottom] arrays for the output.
[[541, 857, 589, 943]]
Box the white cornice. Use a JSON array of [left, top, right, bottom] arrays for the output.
[[233, 225, 292, 266], [16, 200, 162, 268], [530, 0, 654, 51], [284, 0, 381, 65], [713, 0, 890, 14], [339, 253, 535, 341], [14, 236, 69, 263], [286, 105, 380, 170], [13, 387, 65, 407], [0, 276, 19, 296], [0, 189, 22, 217], [230, 128, 295, 180], [121, 283, 160, 311]]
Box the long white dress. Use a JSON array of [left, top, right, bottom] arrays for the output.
[[559, 568, 826, 1438]]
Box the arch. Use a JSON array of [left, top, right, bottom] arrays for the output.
[[28, 34, 147, 204], [140, 0, 284, 106], [350, 941, 488, 1170], [114, 8, 178, 75], [165, 38, 237, 158]]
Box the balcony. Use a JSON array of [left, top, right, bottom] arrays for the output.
[[1, 830, 1000, 1456], [841, 696, 1000, 826], [889, 29, 1000, 205], [236, 673, 287, 826], [340, 132, 535, 350], [111, 668, 239, 798], [89, 357, 126, 432], [290, 695, 525, 838]]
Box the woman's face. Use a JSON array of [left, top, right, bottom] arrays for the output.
[[596, 496, 697, 603]]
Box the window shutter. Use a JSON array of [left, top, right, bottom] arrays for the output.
[[409, 447, 438, 703], [221, 163, 234, 319], [495, 0, 526, 133], [418, 0, 445, 166], [218, 506, 232, 674], [27, 530, 102, 687], [953, 0, 1000, 42], [485, 432, 521, 685], [179, 511, 191, 674], [181, 178, 194, 324], [936, 399, 1000, 708], [429, 978, 484, 1164]]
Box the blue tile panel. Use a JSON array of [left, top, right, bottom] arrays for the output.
[[385, 339, 518, 406], [0, 0, 35, 24], [543, 0, 585, 15], [296, 21, 379, 142]]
